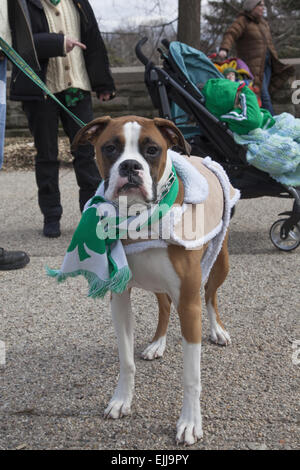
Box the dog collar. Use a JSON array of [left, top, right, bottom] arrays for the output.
[[155, 166, 178, 204]]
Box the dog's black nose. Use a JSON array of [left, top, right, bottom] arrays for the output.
[[119, 159, 143, 176]]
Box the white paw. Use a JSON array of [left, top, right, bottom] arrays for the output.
[[176, 418, 203, 446], [210, 323, 231, 346], [141, 336, 166, 360], [104, 399, 132, 419]]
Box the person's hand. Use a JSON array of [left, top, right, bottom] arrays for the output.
[[218, 49, 227, 59], [0, 51, 6, 61], [99, 92, 111, 102], [65, 37, 87, 53]]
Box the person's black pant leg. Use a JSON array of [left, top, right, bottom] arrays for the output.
[[58, 91, 101, 212], [22, 98, 62, 220]]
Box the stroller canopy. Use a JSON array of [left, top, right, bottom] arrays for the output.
[[169, 41, 224, 94], [167, 42, 224, 135]]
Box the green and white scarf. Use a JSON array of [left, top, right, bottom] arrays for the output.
[[47, 167, 179, 298]]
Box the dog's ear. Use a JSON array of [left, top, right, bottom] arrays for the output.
[[71, 116, 111, 150], [153, 117, 191, 156]]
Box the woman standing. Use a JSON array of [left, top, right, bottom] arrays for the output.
[[218, 0, 294, 115]]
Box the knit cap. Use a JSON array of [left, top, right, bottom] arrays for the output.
[[202, 79, 240, 118], [223, 67, 237, 78], [243, 0, 261, 12]]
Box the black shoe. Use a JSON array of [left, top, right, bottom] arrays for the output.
[[43, 219, 61, 238], [0, 247, 30, 270]]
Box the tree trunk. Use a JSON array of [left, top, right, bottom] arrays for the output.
[[177, 0, 201, 49]]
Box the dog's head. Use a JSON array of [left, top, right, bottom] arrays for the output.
[[72, 115, 190, 205]]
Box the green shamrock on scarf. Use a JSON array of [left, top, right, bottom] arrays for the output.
[[67, 206, 106, 261], [67, 196, 127, 262]]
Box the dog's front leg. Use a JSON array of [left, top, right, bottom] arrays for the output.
[[176, 334, 203, 445], [104, 290, 135, 419], [168, 246, 203, 445]]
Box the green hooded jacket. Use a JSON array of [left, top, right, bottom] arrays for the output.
[[202, 78, 275, 135]]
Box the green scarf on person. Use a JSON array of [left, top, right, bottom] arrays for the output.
[[64, 88, 85, 108]]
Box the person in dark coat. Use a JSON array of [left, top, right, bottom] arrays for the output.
[[0, 0, 33, 270], [218, 0, 294, 115], [8, 0, 116, 238]]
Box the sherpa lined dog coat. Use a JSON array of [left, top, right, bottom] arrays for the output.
[[123, 151, 240, 285]]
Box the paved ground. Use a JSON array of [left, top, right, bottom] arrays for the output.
[[0, 167, 299, 450]]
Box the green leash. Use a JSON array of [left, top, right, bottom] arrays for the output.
[[0, 36, 86, 128]]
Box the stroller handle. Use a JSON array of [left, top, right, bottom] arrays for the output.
[[135, 37, 150, 66]]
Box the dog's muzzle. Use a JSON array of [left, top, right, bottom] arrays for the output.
[[118, 159, 143, 190]]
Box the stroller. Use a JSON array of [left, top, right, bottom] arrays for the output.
[[135, 37, 300, 251]]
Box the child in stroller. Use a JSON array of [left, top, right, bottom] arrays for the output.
[[135, 38, 300, 251]]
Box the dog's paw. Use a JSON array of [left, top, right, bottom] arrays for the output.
[[104, 399, 132, 419], [141, 336, 166, 360], [176, 419, 203, 446], [210, 323, 231, 346]]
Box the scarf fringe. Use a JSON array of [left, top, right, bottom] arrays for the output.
[[46, 265, 132, 298]]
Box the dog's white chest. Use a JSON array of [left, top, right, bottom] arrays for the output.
[[126, 248, 180, 303]]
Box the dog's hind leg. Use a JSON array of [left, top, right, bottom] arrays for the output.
[[104, 290, 135, 419], [141, 293, 171, 360], [204, 232, 231, 346]]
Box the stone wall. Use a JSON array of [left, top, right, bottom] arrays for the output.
[[5, 59, 300, 136]]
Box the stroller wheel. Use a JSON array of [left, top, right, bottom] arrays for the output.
[[269, 219, 300, 251]]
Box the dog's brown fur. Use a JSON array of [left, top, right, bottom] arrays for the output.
[[152, 233, 229, 345]]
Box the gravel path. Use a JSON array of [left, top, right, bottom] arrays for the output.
[[0, 167, 299, 450]]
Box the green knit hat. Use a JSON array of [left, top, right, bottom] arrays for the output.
[[202, 78, 240, 118]]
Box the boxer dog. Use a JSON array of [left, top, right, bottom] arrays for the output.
[[72, 115, 232, 446]]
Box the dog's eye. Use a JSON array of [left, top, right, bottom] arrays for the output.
[[146, 146, 159, 156], [104, 144, 116, 154]]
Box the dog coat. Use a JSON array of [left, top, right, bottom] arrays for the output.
[[124, 151, 240, 285]]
